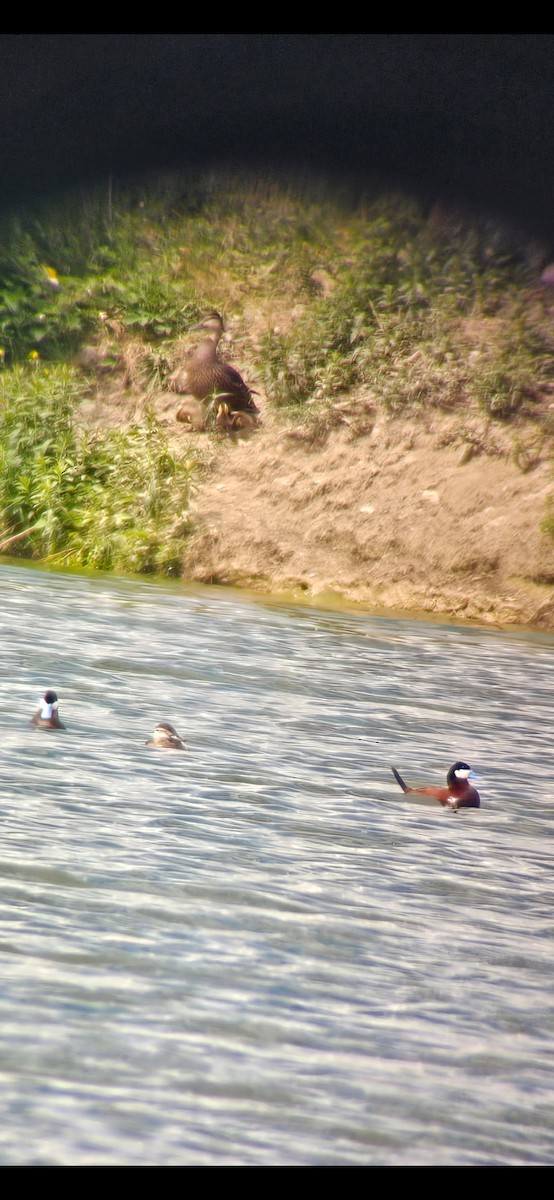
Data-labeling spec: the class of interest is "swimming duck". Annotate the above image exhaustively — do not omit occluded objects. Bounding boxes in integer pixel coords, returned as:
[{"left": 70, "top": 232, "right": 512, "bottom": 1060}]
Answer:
[
  {"left": 31, "top": 690, "right": 66, "bottom": 730},
  {"left": 145, "top": 722, "right": 187, "bottom": 750},
  {"left": 391, "top": 761, "right": 480, "bottom": 809},
  {"left": 170, "top": 312, "right": 260, "bottom": 415}
]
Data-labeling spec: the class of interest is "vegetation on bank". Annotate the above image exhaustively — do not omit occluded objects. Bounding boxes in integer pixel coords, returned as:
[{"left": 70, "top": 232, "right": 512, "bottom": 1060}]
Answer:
[
  {"left": 0, "top": 170, "right": 553, "bottom": 575},
  {"left": 0, "top": 365, "right": 195, "bottom": 573}
]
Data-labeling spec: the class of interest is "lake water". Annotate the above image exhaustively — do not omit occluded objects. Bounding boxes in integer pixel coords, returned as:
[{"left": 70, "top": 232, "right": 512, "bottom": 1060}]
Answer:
[{"left": 0, "top": 561, "right": 553, "bottom": 1165}]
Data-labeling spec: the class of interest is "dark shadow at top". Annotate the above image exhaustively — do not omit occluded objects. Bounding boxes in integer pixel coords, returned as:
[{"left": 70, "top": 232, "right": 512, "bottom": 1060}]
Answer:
[{"left": 1, "top": 34, "right": 553, "bottom": 240}]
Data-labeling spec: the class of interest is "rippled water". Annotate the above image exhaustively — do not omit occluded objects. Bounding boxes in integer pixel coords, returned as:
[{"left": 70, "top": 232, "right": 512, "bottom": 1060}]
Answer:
[{"left": 0, "top": 561, "right": 553, "bottom": 1165}]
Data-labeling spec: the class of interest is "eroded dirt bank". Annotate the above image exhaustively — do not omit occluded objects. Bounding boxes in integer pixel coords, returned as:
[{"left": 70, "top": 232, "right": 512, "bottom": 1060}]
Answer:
[{"left": 180, "top": 408, "right": 554, "bottom": 630}]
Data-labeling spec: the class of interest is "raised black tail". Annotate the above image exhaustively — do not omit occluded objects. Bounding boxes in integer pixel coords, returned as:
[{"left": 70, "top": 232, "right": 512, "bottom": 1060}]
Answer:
[{"left": 391, "top": 766, "right": 409, "bottom": 792}]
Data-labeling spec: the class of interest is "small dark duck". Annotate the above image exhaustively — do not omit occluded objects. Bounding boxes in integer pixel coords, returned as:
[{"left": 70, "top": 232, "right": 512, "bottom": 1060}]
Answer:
[
  {"left": 145, "top": 722, "right": 187, "bottom": 750},
  {"left": 391, "top": 761, "right": 480, "bottom": 809},
  {"left": 31, "top": 690, "right": 66, "bottom": 730}
]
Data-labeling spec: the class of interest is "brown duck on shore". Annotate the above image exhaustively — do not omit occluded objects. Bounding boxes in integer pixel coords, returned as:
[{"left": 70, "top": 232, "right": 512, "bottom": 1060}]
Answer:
[{"left": 170, "top": 312, "right": 260, "bottom": 416}]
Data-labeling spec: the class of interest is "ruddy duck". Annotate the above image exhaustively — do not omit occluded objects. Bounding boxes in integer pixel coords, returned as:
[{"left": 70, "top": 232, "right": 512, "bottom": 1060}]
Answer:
[
  {"left": 391, "top": 761, "right": 480, "bottom": 809},
  {"left": 31, "top": 690, "right": 66, "bottom": 730},
  {"left": 145, "top": 722, "right": 187, "bottom": 750}
]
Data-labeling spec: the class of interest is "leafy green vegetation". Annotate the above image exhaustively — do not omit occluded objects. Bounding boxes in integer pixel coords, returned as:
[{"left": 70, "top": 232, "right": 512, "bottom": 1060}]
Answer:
[
  {"left": 256, "top": 205, "right": 554, "bottom": 419},
  {"left": 1, "top": 169, "right": 553, "bottom": 567},
  {"left": 0, "top": 365, "right": 196, "bottom": 574},
  {"left": 1, "top": 172, "right": 552, "bottom": 410}
]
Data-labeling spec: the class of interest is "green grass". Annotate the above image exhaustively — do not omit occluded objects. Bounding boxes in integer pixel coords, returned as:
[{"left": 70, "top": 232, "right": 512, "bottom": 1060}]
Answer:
[
  {"left": 0, "top": 365, "right": 196, "bottom": 574},
  {"left": 1, "top": 168, "right": 553, "bottom": 567},
  {"left": 255, "top": 204, "right": 554, "bottom": 419},
  {"left": 1, "top": 171, "right": 551, "bottom": 409}
]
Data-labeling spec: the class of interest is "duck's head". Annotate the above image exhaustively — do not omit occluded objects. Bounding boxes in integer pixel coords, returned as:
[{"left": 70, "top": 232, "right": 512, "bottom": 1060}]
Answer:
[
  {"left": 146, "top": 722, "right": 187, "bottom": 750},
  {"left": 32, "top": 689, "right": 65, "bottom": 729},
  {"left": 190, "top": 312, "right": 225, "bottom": 338},
  {"left": 446, "top": 761, "right": 472, "bottom": 785}
]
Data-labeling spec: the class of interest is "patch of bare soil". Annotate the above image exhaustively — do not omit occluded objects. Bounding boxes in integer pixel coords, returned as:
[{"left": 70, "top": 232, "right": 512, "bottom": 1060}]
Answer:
[
  {"left": 76, "top": 346, "right": 554, "bottom": 630},
  {"left": 181, "top": 407, "right": 554, "bottom": 629}
]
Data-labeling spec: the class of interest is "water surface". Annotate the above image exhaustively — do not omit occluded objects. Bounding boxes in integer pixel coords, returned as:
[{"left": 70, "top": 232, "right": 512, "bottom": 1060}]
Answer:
[{"left": 0, "top": 563, "right": 553, "bottom": 1164}]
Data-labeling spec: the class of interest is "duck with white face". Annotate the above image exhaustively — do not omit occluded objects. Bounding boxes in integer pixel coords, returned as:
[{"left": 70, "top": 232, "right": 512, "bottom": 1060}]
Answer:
[
  {"left": 145, "top": 722, "right": 187, "bottom": 750},
  {"left": 391, "top": 761, "right": 480, "bottom": 809},
  {"left": 31, "top": 690, "right": 66, "bottom": 730}
]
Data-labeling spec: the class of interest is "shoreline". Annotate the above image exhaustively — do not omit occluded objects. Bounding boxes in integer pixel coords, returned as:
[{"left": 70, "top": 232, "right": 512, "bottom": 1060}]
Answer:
[{"left": 180, "top": 410, "right": 554, "bottom": 633}]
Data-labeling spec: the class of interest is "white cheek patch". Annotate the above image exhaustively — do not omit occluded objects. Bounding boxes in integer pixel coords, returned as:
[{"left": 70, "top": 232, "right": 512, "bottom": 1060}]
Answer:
[
  {"left": 40, "top": 701, "right": 57, "bottom": 719},
  {"left": 454, "top": 769, "right": 470, "bottom": 779}
]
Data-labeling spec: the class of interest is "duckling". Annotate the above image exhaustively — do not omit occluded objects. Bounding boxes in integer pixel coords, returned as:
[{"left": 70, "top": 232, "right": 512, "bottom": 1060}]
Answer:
[
  {"left": 31, "top": 690, "right": 66, "bottom": 730},
  {"left": 232, "top": 410, "right": 261, "bottom": 432},
  {"left": 145, "top": 722, "right": 187, "bottom": 750},
  {"left": 214, "top": 401, "right": 261, "bottom": 436},
  {"left": 170, "top": 312, "right": 260, "bottom": 415},
  {"left": 175, "top": 398, "right": 206, "bottom": 431}
]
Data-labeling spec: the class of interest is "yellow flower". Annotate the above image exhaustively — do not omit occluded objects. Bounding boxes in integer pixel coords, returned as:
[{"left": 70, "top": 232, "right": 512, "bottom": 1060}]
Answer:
[
  {"left": 44, "top": 266, "right": 59, "bottom": 287},
  {"left": 28, "top": 350, "right": 39, "bottom": 361}
]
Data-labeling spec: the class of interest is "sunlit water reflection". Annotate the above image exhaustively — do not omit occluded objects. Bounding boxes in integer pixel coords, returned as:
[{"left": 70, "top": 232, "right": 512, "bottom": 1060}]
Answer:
[{"left": 0, "top": 562, "right": 553, "bottom": 1164}]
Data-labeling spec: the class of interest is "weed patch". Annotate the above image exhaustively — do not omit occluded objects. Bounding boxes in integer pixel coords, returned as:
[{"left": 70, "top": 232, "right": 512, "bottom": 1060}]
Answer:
[{"left": 0, "top": 365, "right": 197, "bottom": 574}]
